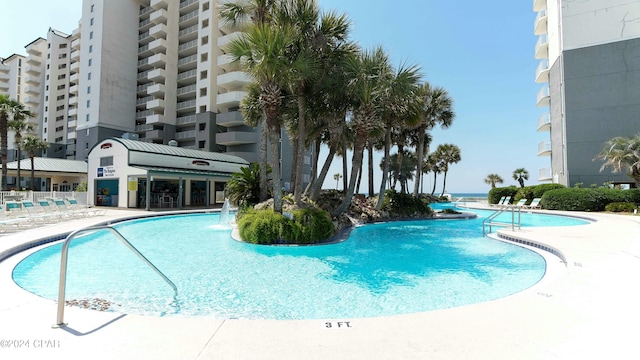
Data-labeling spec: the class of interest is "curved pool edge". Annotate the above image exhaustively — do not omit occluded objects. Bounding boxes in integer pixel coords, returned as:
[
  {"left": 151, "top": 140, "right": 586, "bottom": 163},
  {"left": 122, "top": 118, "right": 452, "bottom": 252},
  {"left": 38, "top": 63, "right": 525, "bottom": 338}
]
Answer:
[{"left": 1, "top": 209, "right": 640, "bottom": 359}]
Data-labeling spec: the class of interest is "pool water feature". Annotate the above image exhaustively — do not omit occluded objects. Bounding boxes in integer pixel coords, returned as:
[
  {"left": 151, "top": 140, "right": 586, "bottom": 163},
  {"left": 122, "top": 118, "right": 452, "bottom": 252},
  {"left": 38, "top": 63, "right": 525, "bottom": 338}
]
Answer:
[{"left": 12, "top": 211, "right": 588, "bottom": 320}]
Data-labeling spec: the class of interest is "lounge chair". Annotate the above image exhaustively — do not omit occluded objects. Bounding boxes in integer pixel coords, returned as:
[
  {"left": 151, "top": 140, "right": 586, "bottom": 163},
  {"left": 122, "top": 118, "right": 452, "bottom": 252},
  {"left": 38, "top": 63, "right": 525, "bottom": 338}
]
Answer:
[
  {"left": 39, "top": 199, "right": 74, "bottom": 220},
  {"left": 52, "top": 199, "right": 88, "bottom": 218},
  {"left": 512, "top": 199, "right": 527, "bottom": 207},
  {"left": 491, "top": 196, "right": 506, "bottom": 206},
  {"left": 66, "top": 198, "right": 105, "bottom": 216},
  {"left": 526, "top": 198, "right": 542, "bottom": 209},
  {"left": 4, "top": 201, "right": 34, "bottom": 228},
  {"left": 22, "top": 200, "right": 61, "bottom": 223},
  {"left": 501, "top": 196, "right": 512, "bottom": 206},
  {"left": 0, "top": 206, "right": 28, "bottom": 232}
]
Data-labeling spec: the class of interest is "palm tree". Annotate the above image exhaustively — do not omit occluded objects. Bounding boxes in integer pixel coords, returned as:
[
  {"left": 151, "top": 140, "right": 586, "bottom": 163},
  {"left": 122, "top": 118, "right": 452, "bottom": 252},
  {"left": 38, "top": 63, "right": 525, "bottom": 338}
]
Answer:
[
  {"left": 375, "top": 61, "right": 421, "bottom": 209},
  {"left": 21, "top": 134, "right": 49, "bottom": 190},
  {"left": 428, "top": 153, "right": 442, "bottom": 196},
  {"left": 595, "top": 134, "right": 640, "bottom": 187},
  {"left": 0, "top": 95, "right": 34, "bottom": 190},
  {"left": 333, "top": 173, "right": 342, "bottom": 190},
  {"left": 412, "top": 83, "right": 454, "bottom": 197},
  {"left": 484, "top": 174, "right": 504, "bottom": 188},
  {"left": 332, "top": 47, "right": 389, "bottom": 217},
  {"left": 8, "top": 113, "right": 36, "bottom": 190},
  {"left": 434, "top": 144, "right": 461, "bottom": 194},
  {"left": 382, "top": 151, "right": 417, "bottom": 194},
  {"left": 226, "top": 163, "right": 271, "bottom": 207},
  {"left": 512, "top": 168, "right": 530, "bottom": 188},
  {"left": 228, "top": 24, "right": 296, "bottom": 213}
]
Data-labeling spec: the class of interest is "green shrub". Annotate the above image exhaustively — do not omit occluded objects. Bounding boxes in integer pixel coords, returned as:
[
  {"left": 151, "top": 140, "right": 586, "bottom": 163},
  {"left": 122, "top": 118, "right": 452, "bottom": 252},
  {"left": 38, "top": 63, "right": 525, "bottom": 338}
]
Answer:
[
  {"left": 605, "top": 202, "right": 636, "bottom": 212},
  {"left": 488, "top": 186, "right": 518, "bottom": 204},
  {"left": 237, "top": 208, "right": 335, "bottom": 245},
  {"left": 439, "top": 208, "right": 461, "bottom": 214},
  {"left": 541, "top": 188, "right": 639, "bottom": 211},
  {"left": 382, "top": 190, "right": 433, "bottom": 217},
  {"left": 531, "top": 183, "right": 565, "bottom": 199},
  {"left": 513, "top": 186, "right": 534, "bottom": 203}
]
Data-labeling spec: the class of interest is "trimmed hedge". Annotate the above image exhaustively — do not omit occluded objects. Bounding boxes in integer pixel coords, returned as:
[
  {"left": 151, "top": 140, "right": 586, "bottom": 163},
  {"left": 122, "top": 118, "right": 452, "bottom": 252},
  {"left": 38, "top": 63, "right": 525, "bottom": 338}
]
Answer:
[
  {"left": 238, "top": 208, "right": 335, "bottom": 245},
  {"left": 605, "top": 202, "right": 636, "bottom": 212},
  {"left": 488, "top": 186, "right": 518, "bottom": 204},
  {"left": 541, "top": 188, "right": 640, "bottom": 211}
]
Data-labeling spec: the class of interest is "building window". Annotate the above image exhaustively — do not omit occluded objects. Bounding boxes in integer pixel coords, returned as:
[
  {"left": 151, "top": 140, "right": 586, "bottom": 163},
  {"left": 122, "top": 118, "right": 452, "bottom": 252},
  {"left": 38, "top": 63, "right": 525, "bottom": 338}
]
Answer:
[
  {"left": 58, "top": 53, "right": 67, "bottom": 59},
  {"left": 199, "top": 123, "right": 206, "bottom": 131},
  {"left": 87, "top": 86, "right": 91, "bottom": 94},
  {"left": 59, "top": 43, "right": 67, "bottom": 49},
  {"left": 86, "top": 114, "right": 90, "bottom": 122},
  {"left": 56, "top": 105, "right": 65, "bottom": 111},
  {"left": 90, "top": 18, "right": 94, "bottom": 26},
  {"left": 47, "top": 64, "right": 50, "bottom": 69},
  {"left": 202, "top": 19, "right": 209, "bottom": 28},
  {"left": 199, "top": 140, "right": 205, "bottom": 149},
  {"left": 90, "top": 31, "right": 93, "bottom": 39},
  {"left": 57, "top": 84, "right": 66, "bottom": 90},
  {"left": 55, "top": 126, "right": 64, "bottom": 132},
  {"left": 201, "top": 36, "right": 208, "bottom": 45},
  {"left": 200, "top": 88, "right": 207, "bottom": 97},
  {"left": 200, "top": 70, "right": 207, "bottom": 80},
  {"left": 201, "top": 53, "right": 208, "bottom": 62},
  {"left": 89, "top": 45, "right": 93, "bottom": 53},
  {"left": 100, "top": 156, "right": 113, "bottom": 166},
  {"left": 58, "top": 63, "right": 66, "bottom": 69},
  {"left": 202, "top": 2, "right": 209, "bottom": 11},
  {"left": 88, "top": 72, "right": 91, "bottom": 80},
  {"left": 88, "top": 59, "right": 92, "bottom": 66},
  {"left": 91, "top": 4, "right": 94, "bottom": 12},
  {"left": 86, "top": 100, "right": 90, "bottom": 108},
  {"left": 55, "top": 136, "right": 63, "bottom": 142},
  {"left": 57, "top": 74, "right": 66, "bottom": 80},
  {"left": 56, "top": 95, "right": 65, "bottom": 100},
  {"left": 86, "top": 143, "right": 89, "bottom": 149}
]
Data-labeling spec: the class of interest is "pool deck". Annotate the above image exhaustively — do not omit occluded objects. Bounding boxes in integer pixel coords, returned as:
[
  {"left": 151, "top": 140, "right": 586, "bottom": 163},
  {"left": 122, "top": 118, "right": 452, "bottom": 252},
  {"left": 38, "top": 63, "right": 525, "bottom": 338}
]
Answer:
[{"left": 1, "top": 207, "right": 640, "bottom": 359}]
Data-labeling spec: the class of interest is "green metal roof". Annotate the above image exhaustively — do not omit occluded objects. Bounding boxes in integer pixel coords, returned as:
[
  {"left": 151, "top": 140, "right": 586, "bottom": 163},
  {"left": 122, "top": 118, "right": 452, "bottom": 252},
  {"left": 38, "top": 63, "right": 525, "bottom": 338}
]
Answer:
[
  {"left": 7, "top": 158, "right": 87, "bottom": 173},
  {"left": 132, "top": 166, "right": 232, "bottom": 178},
  {"left": 107, "top": 138, "right": 250, "bottom": 165}
]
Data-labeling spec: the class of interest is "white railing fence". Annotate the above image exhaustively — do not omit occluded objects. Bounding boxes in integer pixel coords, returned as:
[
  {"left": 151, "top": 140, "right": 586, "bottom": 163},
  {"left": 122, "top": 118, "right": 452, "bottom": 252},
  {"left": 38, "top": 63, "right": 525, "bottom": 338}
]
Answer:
[{"left": 1, "top": 191, "right": 88, "bottom": 206}]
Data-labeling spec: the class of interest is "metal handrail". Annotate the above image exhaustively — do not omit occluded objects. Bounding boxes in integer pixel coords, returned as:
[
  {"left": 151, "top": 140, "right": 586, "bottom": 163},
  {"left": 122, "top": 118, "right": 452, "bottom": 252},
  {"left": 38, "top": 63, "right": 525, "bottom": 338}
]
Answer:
[
  {"left": 53, "top": 225, "right": 178, "bottom": 327},
  {"left": 483, "top": 205, "right": 522, "bottom": 235}
]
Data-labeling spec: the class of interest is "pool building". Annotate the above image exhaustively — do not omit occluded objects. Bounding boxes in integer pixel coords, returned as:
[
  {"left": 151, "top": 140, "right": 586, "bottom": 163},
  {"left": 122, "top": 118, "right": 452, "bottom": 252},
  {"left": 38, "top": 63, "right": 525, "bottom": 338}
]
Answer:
[{"left": 87, "top": 137, "right": 248, "bottom": 210}]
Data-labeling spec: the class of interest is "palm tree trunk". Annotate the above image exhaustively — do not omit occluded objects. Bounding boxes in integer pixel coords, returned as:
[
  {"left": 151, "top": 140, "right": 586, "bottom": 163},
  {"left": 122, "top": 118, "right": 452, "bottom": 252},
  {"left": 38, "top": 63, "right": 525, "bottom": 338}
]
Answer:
[
  {"left": 355, "top": 159, "right": 362, "bottom": 195},
  {"left": 332, "top": 137, "right": 365, "bottom": 217},
  {"left": 304, "top": 137, "right": 320, "bottom": 196},
  {"left": 259, "top": 115, "right": 268, "bottom": 202},
  {"left": 294, "top": 91, "right": 306, "bottom": 204},
  {"left": 413, "top": 124, "right": 426, "bottom": 197},
  {"left": 442, "top": 170, "right": 448, "bottom": 195},
  {"left": 0, "top": 114, "right": 8, "bottom": 191},
  {"left": 431, "top": 173, "right": 438, "bottom": 195},
  {"left": 30, "top": 153, "right": 36, "bottom": 191},
  {"left": 367, "top": 141, "right": 374, "bottom": 197},
  {"left": 268, "top": 123, "right": 283, "bottom": 213},
  {"left": 342, "top": 149, "right": 347, "bottom": 194},
  {"left": 376, "top": 127, "right": 392, "bottom": 209},
  {"left": 290, "top": 133, "right": 298, "bottom": 194},
  {"left": 16, "top": 146, "right": 21, "bottom": 190},
  {"left": 311, "top": 145, "right": 336, "bottom": 201}
]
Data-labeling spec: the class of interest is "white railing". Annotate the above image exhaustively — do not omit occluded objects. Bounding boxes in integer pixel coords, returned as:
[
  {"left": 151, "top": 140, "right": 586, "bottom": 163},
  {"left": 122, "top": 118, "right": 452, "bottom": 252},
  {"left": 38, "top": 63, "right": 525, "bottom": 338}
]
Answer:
[{"left": 1, "top": 191, "right": 88, "bottom": 206}]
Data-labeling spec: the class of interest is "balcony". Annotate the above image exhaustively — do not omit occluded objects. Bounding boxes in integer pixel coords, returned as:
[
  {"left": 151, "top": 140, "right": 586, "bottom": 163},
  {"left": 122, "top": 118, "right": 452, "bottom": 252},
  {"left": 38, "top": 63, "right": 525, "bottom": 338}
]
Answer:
[
  {"left": 71, "top": 38, "right": 80, "bottom": 50},
  {"left": 145, "top": 129, "right": 165, "bottom": 140},
  {"left": 148, "top": 53, "right": 167, "bottom": 68},
  {"left": 178, "top": 54, "right": 197, "bottom": 70},
  {"left": 69, "top": 85, "right": 79, "bottom": 94},
  {"left": 150, "top": 23, "right": 168, "bottom": 39},
  {"left": 180, "top": 0, "right": 198, "bottom": 11},
  {"left": 24, "top": 85, "right": 40, "bottom": 95},
  {"left": 177, "top": 114, "right": 197, "bottom": 127},
  {"left": 176, "top": 130, "right": 196, "bottom": 140},
  {"left": 217, "top": 54, "right": 239, "bottom": 72},
  {"left": 68, "top": 108, "right": 78, "bottom": 117},
  {"left": 178, "top": 39, "right": 198, "bottom": 56},
  {"left": 216, "top": 111, "right": 244, "bottom": 127},
  {"left": 150, "top": 9, "right": 168, "bottom": 24},
  {"left": 26, "top": 56, "right": 41, "bottom": 66},
  {"left": 217, "top": 31, "right": 242, "bottom": 49},
  {"left": 177, "top": 99, "right": 196, "bottom": 112},
  {"left": 535, "top": 34, "right": 548, "bottom": 59},
  {"left": 0, "top": 82, "right": 8, "bottom": 91},
  {"left": 178, "top": 24, "right": 198, "bottom": 41},
  {"left": 177, "top": 84, "right": 196, "bottom": 98},
  {"left": 533, "top": 0, "right": 546, "bottom": 12},
  {"left": 534, "top": 9, "right": 547, "bottom": 35},
  {"left": 217, "top": 91, "right": 247, "bottom": 107},
  {"left": 137, "top": 96, "right": 153, "bottom": 107},
  {"left": 148, "top": 68, "right": 167, "bottom": 81},
  {"left": 537, "top": 113, "right": 550, "bottom": 132},
  {"left": 67, "top": 119, "right": 77, "bottom": 128},
  {"left": 536, "top": 86, "right": 550, "bottom": 107},
  {"left": 538, "top": 167, "right": 552, "bottom": 182},
  {"left": 25, "top": 65, "right": 40, "bottom": 75},
  {"left": 69, "top": 73, "right": 79, "bottom": 84},
  {"left": 535, "top": 59, "right": 549, "bottom": 83},
  {"left": 68, "top": 95, "right": 78, "bottom": 106},
  {"left": 71, "top": 49, "right": 80, "bottom": 60},
  {"left": 136, "top": 110, "right": 154, "bottom": 120},
  {"left": 217, "top": 71, "right": 251, "bottom": 90},
  {"left": 26, "top": 44, "right": 42, "bottom": 56},
  {"left": 147, "top": 83, "right": 166, "bottom": 96},
  {"left": 67, "top": 131, "right": 77, "bottom": 140},
  {"left": 537, "top": 141, "right": 551, "bottom": 156},
  {"left": 216, "top": 131, "right": 259, "bottom": 146},
  {"left": 24, "top": 96, "right": 39, "bottom": 105},
  {"left": 146, "top": 114, "right": 165, "bottom": 124},
  {"left": 177, "top": 68, "right": 197, "bottom": 82},
  {"left": 25, "top": 75, "right": 39, "bottom": 85},
  {"left": 148, "top": 38, "right": 168, "bottom": 53},
  {"left": 147, "top": 98, "right": 165, "bottom": 110},
  {"left": 179, "top": 10, "right": 198, "bottom": 26},
  {"left": 70, "top": 62, "right": 79, "bottom": 72},
  {"left": 151, "top": 0, "right": 168, "bottom": 10}
]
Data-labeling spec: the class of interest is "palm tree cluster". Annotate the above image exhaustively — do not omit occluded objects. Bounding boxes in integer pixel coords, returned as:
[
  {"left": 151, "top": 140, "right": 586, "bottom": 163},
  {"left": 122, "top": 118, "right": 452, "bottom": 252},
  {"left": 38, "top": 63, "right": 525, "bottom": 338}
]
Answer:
[
  {"left": 0, "top": 94, "right": 47, "bottom": 191},
  {"left": 595, "top": 134, "right": 640, "bottom": 187},
  {"left": 223, "top": 0, "right": 457, "bottom": 216}
]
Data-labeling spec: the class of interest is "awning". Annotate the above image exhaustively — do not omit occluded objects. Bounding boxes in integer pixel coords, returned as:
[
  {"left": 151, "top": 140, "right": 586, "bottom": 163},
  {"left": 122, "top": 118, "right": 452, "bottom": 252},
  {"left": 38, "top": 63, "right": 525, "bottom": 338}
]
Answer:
[{"left": 131, "top": 166, "right": 233, "bottom": 178}]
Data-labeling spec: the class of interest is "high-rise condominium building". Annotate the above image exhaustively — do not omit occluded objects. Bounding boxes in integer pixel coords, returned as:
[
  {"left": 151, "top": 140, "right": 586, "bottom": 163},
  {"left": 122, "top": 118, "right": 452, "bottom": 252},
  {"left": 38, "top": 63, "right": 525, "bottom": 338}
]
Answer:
[
  {"left": 534, "top": 0, "right": 640, "bottom": 187},
  {"left": 0, "top": 0, "right": 311, "bottom": 190}
]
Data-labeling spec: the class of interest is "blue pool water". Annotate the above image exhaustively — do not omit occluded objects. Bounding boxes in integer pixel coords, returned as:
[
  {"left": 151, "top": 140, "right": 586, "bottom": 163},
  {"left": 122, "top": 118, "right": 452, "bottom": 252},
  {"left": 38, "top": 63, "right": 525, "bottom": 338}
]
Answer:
[{"left": 12, "top": 210, "right": 588, "bottom": 320}]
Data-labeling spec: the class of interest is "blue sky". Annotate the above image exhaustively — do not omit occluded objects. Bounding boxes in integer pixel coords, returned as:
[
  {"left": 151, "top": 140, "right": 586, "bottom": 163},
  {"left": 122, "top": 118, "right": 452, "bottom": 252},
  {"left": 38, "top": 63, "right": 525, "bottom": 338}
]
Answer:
[{"left": 1, "top": 0, "right": 548, "bottom": 194}]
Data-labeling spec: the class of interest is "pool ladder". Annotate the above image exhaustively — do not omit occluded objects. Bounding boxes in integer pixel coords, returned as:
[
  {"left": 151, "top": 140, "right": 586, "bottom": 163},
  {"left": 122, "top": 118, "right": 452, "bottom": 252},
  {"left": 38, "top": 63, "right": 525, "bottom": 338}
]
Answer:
[
  {"left": 482, "top": 205, "right": 522, "bottom": 236},
  {"left": 53, "top": 225, "right": 178, "bottom": 328}
]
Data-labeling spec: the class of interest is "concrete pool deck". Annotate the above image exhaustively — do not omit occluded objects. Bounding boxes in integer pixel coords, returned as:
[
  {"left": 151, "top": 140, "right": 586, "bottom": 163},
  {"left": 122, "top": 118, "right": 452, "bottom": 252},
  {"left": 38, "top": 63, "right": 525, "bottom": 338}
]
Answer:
[{"left": 1, "top": 208, "right": 639, "bottom": 359}]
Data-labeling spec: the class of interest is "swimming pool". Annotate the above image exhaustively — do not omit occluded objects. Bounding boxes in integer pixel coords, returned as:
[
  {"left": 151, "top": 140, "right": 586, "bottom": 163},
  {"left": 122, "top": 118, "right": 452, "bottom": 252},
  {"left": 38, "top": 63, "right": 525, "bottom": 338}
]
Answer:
[{"left": 12, "top": 210, "right": 588, "bottom": 320}]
